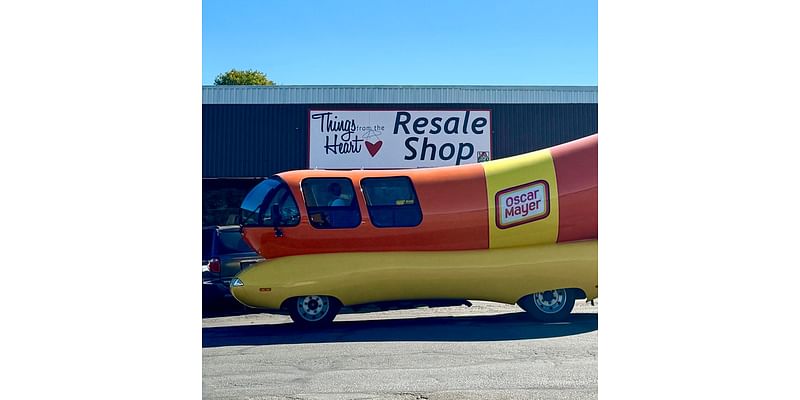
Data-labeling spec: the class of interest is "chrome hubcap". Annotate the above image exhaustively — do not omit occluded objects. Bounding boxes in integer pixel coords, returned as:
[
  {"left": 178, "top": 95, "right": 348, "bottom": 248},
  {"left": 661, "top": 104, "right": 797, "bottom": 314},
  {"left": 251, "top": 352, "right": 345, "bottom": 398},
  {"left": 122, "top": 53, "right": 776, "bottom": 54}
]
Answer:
[
  {"left": 297, "top": 295, "right": 330, "bottom": 321},
  {"left": 532, "top": 289, "right": 568, "bottom": 314}
]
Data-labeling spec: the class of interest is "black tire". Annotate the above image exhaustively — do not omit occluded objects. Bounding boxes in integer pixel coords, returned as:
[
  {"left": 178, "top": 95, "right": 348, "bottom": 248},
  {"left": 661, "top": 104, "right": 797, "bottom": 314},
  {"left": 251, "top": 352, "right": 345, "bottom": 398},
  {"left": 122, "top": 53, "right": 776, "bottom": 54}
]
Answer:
[
  {"left": 517, "top": 288, "right": 576, "bottom": 322},
  {"left": 288, "top": 295, "right": 341, "bottom": 326}
]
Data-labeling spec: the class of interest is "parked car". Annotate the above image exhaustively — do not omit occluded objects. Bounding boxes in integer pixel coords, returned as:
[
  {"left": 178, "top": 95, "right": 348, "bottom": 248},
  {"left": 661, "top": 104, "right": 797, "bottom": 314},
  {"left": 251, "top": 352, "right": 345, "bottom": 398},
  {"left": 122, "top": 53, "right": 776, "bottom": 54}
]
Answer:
[{"left": 202, "top": 225, "right": 264, "bottom": 310}]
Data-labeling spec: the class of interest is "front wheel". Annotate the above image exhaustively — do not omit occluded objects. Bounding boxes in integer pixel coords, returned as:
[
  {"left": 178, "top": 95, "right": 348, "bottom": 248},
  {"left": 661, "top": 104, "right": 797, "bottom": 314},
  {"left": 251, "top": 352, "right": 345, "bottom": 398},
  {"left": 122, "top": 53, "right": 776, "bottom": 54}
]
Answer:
[
  {"left": 518, "top": 288, "right": 576, "bottom": 322},
  {"left": 288, "top": 295, "right": 341, "bottom": 326}
]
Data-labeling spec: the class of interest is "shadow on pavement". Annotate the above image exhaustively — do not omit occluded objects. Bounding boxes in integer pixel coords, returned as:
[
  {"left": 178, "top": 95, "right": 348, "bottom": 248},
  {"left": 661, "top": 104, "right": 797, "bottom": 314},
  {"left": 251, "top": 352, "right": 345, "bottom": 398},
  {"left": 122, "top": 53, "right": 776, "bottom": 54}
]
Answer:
[
  {"left": 202, "top": 306, "right": 268, "bottom": 319},
  {"left": 202, "top": 312, "right": 597, "bottom": 348}
]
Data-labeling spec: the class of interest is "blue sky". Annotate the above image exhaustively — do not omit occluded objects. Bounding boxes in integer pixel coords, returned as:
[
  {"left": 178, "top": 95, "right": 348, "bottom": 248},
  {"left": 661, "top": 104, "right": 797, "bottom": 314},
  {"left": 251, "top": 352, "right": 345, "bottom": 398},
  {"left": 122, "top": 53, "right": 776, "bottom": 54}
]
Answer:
[{"left": 203, "top": 0, "right": 597, "bottom": 85}]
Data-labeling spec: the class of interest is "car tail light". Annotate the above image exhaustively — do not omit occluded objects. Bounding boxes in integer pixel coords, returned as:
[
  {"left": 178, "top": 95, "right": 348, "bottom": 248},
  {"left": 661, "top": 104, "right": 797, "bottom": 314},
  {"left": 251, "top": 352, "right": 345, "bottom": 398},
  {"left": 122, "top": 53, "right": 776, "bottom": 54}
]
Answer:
[{"left": 208, "top": 258, "right": 221, "bottom": 273}]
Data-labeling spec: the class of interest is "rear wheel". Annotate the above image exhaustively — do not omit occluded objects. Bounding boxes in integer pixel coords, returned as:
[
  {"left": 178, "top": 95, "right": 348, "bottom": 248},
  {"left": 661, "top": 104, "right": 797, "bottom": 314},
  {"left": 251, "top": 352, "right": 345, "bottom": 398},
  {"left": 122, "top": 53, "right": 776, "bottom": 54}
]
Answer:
[
  {"left": 288, "top": 295, "right": 340, "bottom": 326},
  {"left": 518, "top": 288, "right": 576, "bottom": 322}
]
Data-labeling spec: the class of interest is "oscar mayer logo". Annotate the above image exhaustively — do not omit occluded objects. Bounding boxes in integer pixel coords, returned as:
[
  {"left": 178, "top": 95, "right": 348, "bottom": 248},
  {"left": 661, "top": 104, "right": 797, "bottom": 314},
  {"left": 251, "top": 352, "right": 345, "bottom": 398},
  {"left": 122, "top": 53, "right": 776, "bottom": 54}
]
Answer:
[{"left": 495, "top": 180, "right": 550, "bottom": 229}]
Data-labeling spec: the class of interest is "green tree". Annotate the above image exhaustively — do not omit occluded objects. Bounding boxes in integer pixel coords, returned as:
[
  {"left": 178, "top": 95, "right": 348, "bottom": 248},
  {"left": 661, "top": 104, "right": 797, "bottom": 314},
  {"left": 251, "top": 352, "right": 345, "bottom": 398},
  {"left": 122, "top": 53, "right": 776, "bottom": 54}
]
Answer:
[{"left": 213, "top": 69, "right": 275, "bottom": 85}]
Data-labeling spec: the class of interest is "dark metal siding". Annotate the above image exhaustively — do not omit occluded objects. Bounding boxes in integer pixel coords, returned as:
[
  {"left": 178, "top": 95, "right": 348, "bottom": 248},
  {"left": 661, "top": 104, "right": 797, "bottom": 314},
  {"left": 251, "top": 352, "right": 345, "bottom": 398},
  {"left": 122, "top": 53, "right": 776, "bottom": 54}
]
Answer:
[{"left": 203, "top": 103, "right": 597, "bottom": 178}]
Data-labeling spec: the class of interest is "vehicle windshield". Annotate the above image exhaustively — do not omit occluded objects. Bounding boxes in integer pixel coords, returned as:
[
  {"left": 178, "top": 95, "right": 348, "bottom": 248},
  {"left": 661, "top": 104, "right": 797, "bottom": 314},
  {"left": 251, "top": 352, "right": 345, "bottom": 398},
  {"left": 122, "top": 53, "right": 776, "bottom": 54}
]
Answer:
[
  {"left": 240, "top": 178, "right": 282, "bottom": 225},
  {"left": 203, "top": 228, "right": 255, "bottom": 260},
  {"left": 240, "top": 177, "right": 301, "bottom": 227},
  {"left": 216, "top": 230, "right": 255, "bottom": 254}
]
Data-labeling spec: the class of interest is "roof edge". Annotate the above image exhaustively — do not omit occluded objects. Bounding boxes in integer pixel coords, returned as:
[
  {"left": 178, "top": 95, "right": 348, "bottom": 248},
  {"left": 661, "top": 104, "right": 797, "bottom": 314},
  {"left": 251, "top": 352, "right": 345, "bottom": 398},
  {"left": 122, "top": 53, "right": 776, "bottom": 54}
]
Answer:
[{"left": 203, "top": 85, "right": 598, "bottom": 104}]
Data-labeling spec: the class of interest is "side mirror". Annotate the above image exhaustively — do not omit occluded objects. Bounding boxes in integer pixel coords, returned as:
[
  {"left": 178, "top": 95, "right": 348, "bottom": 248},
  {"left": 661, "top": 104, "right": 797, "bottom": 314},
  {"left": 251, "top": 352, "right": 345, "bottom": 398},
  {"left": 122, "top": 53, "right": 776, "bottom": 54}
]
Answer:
[
  {"left": 271, "top": 204, "right": 282, "bottom": 227},
  {"left": 271, "top": 204, "right": 284, "bottom": 237}
]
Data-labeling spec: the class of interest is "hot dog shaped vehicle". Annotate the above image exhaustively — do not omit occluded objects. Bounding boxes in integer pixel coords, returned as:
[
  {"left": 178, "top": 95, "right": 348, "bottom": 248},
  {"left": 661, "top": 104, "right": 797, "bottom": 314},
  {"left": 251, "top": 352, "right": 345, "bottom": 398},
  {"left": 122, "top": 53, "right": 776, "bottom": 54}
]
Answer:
[{"left": 231, "top": 134, "right": 597, "bottom": 326}]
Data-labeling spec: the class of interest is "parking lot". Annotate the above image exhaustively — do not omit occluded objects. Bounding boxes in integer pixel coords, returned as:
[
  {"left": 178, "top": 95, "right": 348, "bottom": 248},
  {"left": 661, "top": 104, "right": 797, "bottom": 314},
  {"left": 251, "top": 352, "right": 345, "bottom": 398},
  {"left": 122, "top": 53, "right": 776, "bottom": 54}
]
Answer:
[{"left": 203, "top": 300, "right": 598, "bottom": 400}]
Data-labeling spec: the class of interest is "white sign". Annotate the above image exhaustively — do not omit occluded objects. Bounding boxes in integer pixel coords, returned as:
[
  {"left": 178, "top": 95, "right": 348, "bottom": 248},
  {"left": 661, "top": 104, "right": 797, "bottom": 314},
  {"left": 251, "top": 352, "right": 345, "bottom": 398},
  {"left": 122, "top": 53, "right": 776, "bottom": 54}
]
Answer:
[
  {"left": 308, "top": 110, "right": 492, "bottom": 169},
  {"left": 495, "top": 180, "right": 550, "bottom": 229}
]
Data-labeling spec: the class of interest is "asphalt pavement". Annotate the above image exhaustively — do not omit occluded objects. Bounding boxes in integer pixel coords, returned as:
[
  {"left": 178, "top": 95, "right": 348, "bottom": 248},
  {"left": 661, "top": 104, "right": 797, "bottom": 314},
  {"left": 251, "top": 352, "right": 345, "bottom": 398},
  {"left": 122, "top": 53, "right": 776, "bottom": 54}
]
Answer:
[{"left": 203, "top": 300, "right": 598, "bottom": 400}]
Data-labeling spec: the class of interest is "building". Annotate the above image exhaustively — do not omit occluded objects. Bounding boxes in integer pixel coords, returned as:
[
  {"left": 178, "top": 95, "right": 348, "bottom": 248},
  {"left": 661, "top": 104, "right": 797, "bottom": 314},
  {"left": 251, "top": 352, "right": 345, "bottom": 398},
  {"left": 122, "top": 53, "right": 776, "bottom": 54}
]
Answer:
[{"left": 203, "top": 85, "right": 598, "bottom": 226}]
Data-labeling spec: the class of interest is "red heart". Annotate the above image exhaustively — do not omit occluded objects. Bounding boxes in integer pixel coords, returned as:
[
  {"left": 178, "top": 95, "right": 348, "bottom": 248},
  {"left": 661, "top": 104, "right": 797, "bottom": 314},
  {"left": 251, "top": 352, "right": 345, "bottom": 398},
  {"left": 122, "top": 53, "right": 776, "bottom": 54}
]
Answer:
[{"left": 365, "top": 140, "right": 383, "bottom": 157}]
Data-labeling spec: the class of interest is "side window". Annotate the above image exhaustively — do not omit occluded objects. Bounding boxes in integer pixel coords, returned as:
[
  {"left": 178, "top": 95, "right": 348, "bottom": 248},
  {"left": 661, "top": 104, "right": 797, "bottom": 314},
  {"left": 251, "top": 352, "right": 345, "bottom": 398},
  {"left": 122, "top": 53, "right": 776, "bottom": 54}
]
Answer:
[
  {"left": 361, "top": 177, "right": 422, "bottom": 228},
  {"left": 301, "top": 178, "right": 362, "bottom": 229}
]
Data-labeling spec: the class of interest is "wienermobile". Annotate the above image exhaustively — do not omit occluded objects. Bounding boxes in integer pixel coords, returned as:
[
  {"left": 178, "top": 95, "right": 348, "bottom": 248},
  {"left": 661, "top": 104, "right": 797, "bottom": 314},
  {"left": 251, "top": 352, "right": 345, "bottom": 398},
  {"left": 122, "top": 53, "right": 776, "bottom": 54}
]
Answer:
[{"left": 231, "top": 134, "right": 597, "bottom": 326}]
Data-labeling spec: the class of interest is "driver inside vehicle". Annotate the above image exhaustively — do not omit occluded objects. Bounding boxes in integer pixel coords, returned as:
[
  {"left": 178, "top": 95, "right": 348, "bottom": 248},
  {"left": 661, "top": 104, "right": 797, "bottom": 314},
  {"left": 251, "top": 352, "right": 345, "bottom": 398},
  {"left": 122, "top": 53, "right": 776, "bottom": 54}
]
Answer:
[{"left": 327, "top": 182, "right": 349, "bottom": 207}]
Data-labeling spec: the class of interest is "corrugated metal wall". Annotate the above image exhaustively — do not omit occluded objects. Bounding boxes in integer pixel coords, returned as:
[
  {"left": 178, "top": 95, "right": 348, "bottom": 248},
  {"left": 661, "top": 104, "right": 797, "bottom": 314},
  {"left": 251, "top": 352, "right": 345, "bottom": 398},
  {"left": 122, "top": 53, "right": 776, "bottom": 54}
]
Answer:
[
  {"left": 203, "top": 103, "right": 598, "bottom": 178},
  {"left": 203, "top": 85, "right": 597, "bottom": 104}
]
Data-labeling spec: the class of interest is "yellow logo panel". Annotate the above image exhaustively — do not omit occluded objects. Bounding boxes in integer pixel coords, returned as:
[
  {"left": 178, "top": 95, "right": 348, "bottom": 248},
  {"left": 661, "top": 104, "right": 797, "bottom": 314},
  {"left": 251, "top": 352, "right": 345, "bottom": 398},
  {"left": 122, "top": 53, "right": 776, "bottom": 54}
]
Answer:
[{"left": 482, "top": 149, "right": 559, "bottom": 249}]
